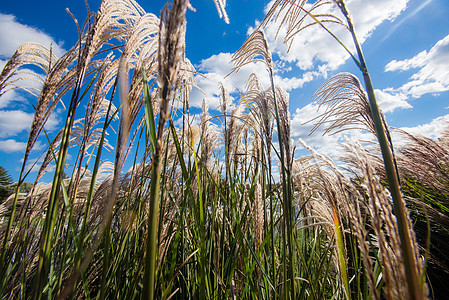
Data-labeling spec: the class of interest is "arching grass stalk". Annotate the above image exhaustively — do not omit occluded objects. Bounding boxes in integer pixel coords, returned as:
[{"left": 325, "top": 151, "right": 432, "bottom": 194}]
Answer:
[
  {"left": 281, "top": 0, "right": 362, "bottom": 69},
  {"left": 0, "top": 163, "right": 26, "bottom": 295},
  {"left": 277, "top": 0, "right": 425, "bottom": 297},
  {"left": 190, "top": 125, "right": 210, "bottom": 299},
  {"left": 334, "top": 1, "right": 423, "bottom": 299},
  {"left": 142, "top": 97, "right": 169, "bottom": 300},
  {"left": 309, "top": 148, "right": 350, "bottom": 299},
  {"left": 142, "top": 68, "right": 160, "bottom": 300},
  {"left": 231, "top": 27, "right": 296, "bottom": 298},
  {"left": 34, "top": 86, "right": 76, "bottom": 299},
  {"left": 70, "top": 77, "right": 117, "bottom": 295},
  {"left": 268, "top": 67, "right": 295, "bottom": 299},
  {"left": 41, "top": 126, "right": 87, "bottom": 298},
  {"left": 239, "top": 90, "right": 277, "bottom": 297},
  {"left": 142, "top": 0, "right": 188, "bottom": 294},
  {"left": 333, "top": 206, "right": 350, "bottom": 300},
  {"left": 34, "top": 44, "right": 92, "bottom": 299}
]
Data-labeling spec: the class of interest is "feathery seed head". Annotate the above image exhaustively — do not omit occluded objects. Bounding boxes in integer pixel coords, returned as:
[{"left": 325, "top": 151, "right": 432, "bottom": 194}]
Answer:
[
  {"left": 308, "top": 72, "right": 375, "bottom": 136},
  {"left": 260, "top": 0, "right": 345, "bottom": 51},
  {"left": 219, "top": 82, "right": 231, "bottom": 114},
  {"left": 231, "top": 29, "right": 273, "bottom": 75},
  {"left": 157, "top": 0, "right": 188, "bottom": 139}
]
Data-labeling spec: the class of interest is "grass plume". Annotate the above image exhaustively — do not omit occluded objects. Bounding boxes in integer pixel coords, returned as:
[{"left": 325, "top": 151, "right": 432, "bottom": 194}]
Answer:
[{"left": 0, "top": 0, "right": 436, "bottom": 299}]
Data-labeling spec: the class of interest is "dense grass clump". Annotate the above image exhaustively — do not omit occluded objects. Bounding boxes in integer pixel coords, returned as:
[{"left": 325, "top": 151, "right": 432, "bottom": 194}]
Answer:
[{"left": 0, "top": 0, "right": 442, "bottom": 299}]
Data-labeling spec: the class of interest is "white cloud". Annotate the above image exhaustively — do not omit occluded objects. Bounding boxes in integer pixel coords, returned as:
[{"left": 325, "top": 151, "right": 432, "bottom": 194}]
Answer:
[
  {"left": 262, "top": 0, "right": 409, "bottom": 73},
  {"left": 0, "top": 139, "right": 26, "bottom": 152},
  {"left": 0, "top": 89, "right": 27, "bottom": 109},
  {"left": 290, "top": 103, "right": 322, "bottom": 138},
  {"left": 0, "top": 58, "right": 44, "bottom": 108},
  {"left": 290, "top": 104, "right": 345, "bottom": 157},
  {"left": 0, "top": 13, "right": 65, "bottom": 58},
  {"left": 0, "top": 14, "right": 65, "bottom": 111},
  {"left": 289, "top": 102, "right": 378, "bottom": 158},
  {"left": 191, "top": 53, "right": 267, "bottom": 109},
  {"left": 385, "top": 50, "right": 428, "bottom": 72},
  {"left": 375, "top": 88, "right": 411, "bottom": 113},
  {"left": 0, "top": 110, "right": 34, "bottom": 138},
  {"left": 191, "top": 0, "right": 410, "bottom": 113},
  {"left": 348, "top": 0, "right": 409, "bottom": 38},
  {"left": 273, "top": 71, "right": 318, "bottom": 91},
  {"left": 0, "top": 107, "right": 59, "bottom": 139},
  {"left": 189, "top": 53, "right": 234, "bottom": 109},
  {"left": 0, "top": 139, "right": 44, "bottom": 153},
  {"left": 385, "top": 34, "right": 449, "bottom": 98},
  {"left": 399, "top": 114, "right": 449, "bottom": 139},
  {"left": 190, "top": 52, "right": 318, "bottom": 110}
]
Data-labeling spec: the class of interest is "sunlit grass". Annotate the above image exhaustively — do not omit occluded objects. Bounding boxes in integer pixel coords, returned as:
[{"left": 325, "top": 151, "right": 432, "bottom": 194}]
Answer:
[{"left": 0, "top": 0, "right": 440, "bottom": 299}]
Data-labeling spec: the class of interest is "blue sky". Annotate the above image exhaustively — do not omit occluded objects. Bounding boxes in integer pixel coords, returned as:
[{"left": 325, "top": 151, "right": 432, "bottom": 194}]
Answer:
[{"left": 1, "top": 0, "right": 449, "bottom": 181}]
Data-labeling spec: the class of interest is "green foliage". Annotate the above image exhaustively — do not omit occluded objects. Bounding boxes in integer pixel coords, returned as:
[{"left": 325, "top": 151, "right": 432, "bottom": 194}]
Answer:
[
  {"left": 0, "top": 0, "right": 431, "bottom": 299},
  {"left": 0, "top": 166, "right": 13, "bottom": 203},
  {"left": 402, "top": 178, "right": 449, "bottom": 299}
]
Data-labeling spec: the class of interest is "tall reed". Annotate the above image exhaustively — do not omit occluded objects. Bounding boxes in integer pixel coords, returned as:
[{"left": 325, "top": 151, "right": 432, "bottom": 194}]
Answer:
[
  {"left": 334, "top": 2, "right": 423, "bottom": 298},
  {"left": 0, "top": 0, "right": 433, "bottom": 299},
  {"left": 143, "top": 1, "right": 188, "bottom": 299}
]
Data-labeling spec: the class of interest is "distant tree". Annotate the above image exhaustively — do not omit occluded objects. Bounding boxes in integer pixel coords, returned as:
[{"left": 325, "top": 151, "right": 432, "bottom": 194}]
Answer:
[
  {"left": 0, "top": 166, "right": 14, "bottom": 203},
  {"left": 10, "top": 182, "right": 34, "bottom": 194}
]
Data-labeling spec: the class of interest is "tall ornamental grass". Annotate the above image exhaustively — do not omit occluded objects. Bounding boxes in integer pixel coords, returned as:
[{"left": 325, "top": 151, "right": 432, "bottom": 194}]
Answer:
[{"left": 0, "top": 0, "right": 437, "bottom": 299}]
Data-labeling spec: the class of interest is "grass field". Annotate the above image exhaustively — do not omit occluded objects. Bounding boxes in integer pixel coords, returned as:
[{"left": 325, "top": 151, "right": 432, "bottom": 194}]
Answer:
[{"left": 0, "top": 0, "right": 447, "bottom": 299}]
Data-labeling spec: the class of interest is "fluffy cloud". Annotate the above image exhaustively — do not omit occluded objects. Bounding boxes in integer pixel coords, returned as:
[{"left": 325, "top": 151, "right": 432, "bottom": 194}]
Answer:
[
  {"left": 0, "top": 139, "right": 44, "bottom": 153},
  {"left": 0, "top": 89, "right": 27, "bottom": 109},
  {"left": 385, "top": 50, "right": 428, "bottom": 72},
  {"left": 399, "top": 114, "right": 449, "bottom": 139},
  {"left": 0, "top": 14, "right": 63, "bottom": 110},
  {"left": 262, "top": 0, "right": 409, "bottom": 72},
  {"left": 0, "top": 13, "right": 65, "bottom": 58},
  {"left": 0, "top": 110, "right": 34, "bottom": 138},
  {"left": 290, "top": 104, "right": 340, "bottom": 154},
  {"left": 0, "top": 14, "right": 64, "bottom": 136},
  {"left": 191, "top": 0, "right": 410, "bottom": 112},
  {"left": 289, "top": 103, "right": 375, "bottom": 158},
  {"left": 0, "top": 60, "right": 44, "bottom": 109},
  {"left": 190, "top": 52, "right": 316, "bottom": 109},
  {"left": 0, "top": 139, "right": 27, "bottom": 152},
  {"left": 189, "top": 52, "right": 236, "bottom": 109},
  {"left": 0, "top": 109, "right": 58, "bottom": 139},
  {"left": 385, "top": 34, "right": 449, "bottom": 98},
  {"left": 375, "top": 89, "right": 411, "bottom": 113}
]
